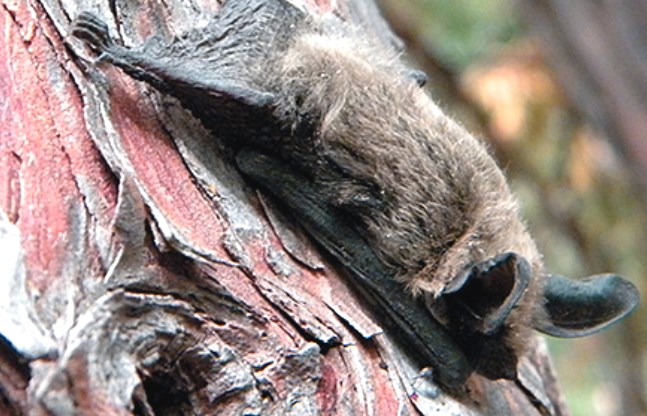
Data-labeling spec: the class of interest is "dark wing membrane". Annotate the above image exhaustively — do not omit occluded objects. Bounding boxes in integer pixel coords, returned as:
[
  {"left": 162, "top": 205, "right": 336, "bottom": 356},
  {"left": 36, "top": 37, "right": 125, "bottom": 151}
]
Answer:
[
  {"left": 72, "top": 0, "right": 303, "bottom": 138},
  {"left": 235, "top": 148, "right": 472, "bottom": 389}
]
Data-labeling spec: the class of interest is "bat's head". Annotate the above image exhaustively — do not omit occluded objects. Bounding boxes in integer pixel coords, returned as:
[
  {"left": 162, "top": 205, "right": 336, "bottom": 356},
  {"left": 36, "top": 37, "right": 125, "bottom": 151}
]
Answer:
[
  {"left": 384, "top": 148, "right": 640, "bottom": 380},
  {"left": 427, "top": 248, "right": 639, "bottom": 380}
]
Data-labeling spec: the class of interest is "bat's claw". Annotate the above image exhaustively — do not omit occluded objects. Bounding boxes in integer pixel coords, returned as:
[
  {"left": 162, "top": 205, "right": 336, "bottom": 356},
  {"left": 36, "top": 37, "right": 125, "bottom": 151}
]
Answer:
[
  {"left": 411, "top": 367, "right": 441, "bottom": 399},
  {"left": 72, "top": 12, "right": 116, "bottom": 54}
]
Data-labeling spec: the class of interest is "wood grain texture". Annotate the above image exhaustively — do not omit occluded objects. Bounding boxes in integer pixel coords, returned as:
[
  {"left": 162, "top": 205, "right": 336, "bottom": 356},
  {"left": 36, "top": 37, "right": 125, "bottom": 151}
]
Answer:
[{"left": 0, "top": 0, "right": 567, "bottom": 413}]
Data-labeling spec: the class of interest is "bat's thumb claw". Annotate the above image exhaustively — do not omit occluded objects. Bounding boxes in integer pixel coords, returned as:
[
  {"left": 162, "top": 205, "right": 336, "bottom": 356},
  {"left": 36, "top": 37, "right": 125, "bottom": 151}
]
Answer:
[{"left": 71, "top": 12, "right": 116, "bottom": 54}]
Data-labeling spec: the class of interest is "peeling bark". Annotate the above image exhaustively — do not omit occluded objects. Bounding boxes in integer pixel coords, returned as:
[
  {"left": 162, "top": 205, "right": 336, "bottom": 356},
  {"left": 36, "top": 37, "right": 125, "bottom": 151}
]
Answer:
[{"left": 0, "top": 0, "right": 568, "bottom": 414}]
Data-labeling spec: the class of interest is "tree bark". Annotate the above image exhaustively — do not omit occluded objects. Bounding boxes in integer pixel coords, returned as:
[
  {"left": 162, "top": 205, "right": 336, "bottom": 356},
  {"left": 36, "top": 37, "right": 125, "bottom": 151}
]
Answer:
[{"left": 1, "top": 0, "right": 568, "bottom": 414}]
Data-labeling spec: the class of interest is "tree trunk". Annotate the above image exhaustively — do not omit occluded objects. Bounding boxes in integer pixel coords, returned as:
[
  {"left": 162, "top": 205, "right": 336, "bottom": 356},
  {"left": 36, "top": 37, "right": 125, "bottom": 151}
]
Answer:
[{"left": 0, "top": 0, "right": 568, "bottom": 414}]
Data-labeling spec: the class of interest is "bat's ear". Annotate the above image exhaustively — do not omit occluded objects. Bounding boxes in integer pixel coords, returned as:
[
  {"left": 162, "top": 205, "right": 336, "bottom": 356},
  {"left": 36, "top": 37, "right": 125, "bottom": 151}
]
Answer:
[
  {"left": 532, "top": 273, "right": 639, "bottom": 337},
  {"left": 442, "top": 252, "right": 531, "bottom": 335}
]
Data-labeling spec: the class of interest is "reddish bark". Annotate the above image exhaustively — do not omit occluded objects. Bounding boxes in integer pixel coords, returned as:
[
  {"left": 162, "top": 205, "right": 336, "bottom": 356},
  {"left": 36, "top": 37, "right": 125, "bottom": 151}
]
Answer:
[{"left": 0, "top": 0, "right": 567, "bottom": 414}]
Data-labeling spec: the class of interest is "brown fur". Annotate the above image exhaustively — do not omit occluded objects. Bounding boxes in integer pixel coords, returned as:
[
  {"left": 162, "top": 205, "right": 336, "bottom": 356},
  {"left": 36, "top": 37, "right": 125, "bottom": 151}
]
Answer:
[{"left": 262, "top": 27, "right": 544, "bottom": 353}]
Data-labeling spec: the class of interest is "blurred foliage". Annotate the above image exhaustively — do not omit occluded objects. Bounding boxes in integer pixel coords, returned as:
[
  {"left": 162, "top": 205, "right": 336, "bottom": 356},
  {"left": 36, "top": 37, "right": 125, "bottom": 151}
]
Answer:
[
  {"left": 403, "top": 0, "right": 521, "bottom": 70},
  {"left": 383, "top": 1, "right": 647, "bottom": 415}
]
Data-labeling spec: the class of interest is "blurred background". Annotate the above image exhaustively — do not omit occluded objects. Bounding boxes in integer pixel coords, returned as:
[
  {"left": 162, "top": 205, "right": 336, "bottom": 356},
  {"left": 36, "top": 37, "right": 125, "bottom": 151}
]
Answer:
[{"left": 377, "top": 1, "right": 647, "bottom": 415}]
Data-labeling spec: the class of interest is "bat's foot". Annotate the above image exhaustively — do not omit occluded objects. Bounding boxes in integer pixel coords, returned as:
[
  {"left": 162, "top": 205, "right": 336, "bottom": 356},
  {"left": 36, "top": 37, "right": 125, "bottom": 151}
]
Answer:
[
  {"left": 411, "top": 367, "right": 441, "bottom": 399},
  {"left": 72, "top": 12, "right": 116, "bottom": 55}
]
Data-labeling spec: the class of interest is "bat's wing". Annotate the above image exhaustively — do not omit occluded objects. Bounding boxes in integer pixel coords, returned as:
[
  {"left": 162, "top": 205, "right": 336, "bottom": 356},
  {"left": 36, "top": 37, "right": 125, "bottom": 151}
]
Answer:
[
  {"left": 72, "top": 1, "right": 302, "bottom": 139},
  {"left": 71, "top": 0, "right": 427, "bottom": 138},
  {"left": 235, "top": 148, "right": 473, "bottom": 389}
]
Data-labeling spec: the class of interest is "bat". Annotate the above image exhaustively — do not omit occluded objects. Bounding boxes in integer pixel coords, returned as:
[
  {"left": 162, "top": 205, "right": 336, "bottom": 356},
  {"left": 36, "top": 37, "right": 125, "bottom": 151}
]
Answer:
[{"left": 71, "top": 0, "right": 639, "bottom": 390}]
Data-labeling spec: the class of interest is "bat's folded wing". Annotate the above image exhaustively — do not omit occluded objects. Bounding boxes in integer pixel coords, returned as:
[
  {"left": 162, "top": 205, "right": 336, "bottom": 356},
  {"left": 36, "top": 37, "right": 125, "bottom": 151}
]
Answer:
[{"left": 235, "top": 148, "right": 473, "bottom": 389}]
